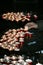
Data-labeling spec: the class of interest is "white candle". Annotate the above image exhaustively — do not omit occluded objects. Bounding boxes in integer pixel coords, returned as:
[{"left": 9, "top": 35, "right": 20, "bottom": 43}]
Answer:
[{"left": 36, "top": 63, "right": 42, "bottom": 65}]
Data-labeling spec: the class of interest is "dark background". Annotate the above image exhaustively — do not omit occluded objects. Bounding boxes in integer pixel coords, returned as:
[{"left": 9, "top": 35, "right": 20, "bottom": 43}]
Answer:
[
  {"left": 0, "top": 0, "right": 43, "bottom": 57},
  {"left": 0, "top": 0, "right": 43, "bottom": 15},
  {"left": 0, "top": 0, "right": 43, "bottom": 34}
]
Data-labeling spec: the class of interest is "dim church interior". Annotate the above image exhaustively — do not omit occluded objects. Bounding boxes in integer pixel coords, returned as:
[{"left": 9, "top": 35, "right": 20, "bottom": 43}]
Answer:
[
  {"left": 0, "top": 0, "right": 43, "bottom": 19},
  {"left": 0, "top": 0, "right": 43, "bottom": 64}
]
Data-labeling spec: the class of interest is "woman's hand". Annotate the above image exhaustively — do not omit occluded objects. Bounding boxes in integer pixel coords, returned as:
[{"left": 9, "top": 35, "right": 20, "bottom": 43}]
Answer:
[{"left": 24, "top": 22, "right": 38, "bottom": 30}]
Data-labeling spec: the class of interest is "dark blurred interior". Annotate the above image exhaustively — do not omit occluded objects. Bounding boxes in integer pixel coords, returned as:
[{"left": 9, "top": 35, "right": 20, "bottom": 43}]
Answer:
[
  {"left": 0, "top": 0, "right": 42, "bottom": 14},
  {"left": 0, "top": 0, "right": 43, "bottom": 64},
  {"left": 0, "top": 0, "right": 43, "bottom": 31},
  {"left": 0, "top": 0, "right": 43, "bottom": 19}
]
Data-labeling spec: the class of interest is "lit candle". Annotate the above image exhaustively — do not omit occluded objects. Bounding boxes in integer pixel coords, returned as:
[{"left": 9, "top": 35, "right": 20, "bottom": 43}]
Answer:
[
  {"left": 20, "top": 32, "right": 25, "bottom": 38},
  {"left": 26, "top": 59, "right": 32, "bottom": 65},
  {"left": 15, "top": 42, "right": 20, "bottom": 48},
  {"left": 25, "top": 31, "right": 29, "bottom": 38},
  {"left": 36, "top": 62, "right": 42, "bottom": 65},
  {"left": 19, "top": 38, "right": 24, "bottom": 47},
  {"left": 34, "top": 14, "right": 38, "bottom": 20},
  {"left": 2, "top": 14, "right": 7, "bottom": 19},
  {"left": 24, "top": 26, "right": 29, "bottom": 32},
  {"left": 28, "top": 32, "right": 33, "bottom": 38},
  {"left": 0, "top": 58, "right": 3, "bottom": 62},
  {"left": 11, "top": 61, "right": 17, "bottom": 64}
]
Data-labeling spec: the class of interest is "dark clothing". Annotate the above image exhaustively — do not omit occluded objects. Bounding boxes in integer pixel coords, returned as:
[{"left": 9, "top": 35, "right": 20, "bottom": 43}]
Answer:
[
  {"left": 37, "top": 20, "right": 43, "bottom": 31},
  {"left": 20, "top": 20, "right": 43, "bottom": 55},
  {"left": 0, "top": 0, "right": 43, "bottom": 57}
]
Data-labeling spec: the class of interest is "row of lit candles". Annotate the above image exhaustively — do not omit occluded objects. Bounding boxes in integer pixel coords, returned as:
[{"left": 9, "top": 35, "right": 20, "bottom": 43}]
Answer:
[
  {"left": 2, "top": 12, "right": 37, "bottom": 22},
  {"left": 0, "top": 54, "right": 32, "bottom": 65},
  {"left": 0, "top": 54, "right": 42, "bottom": 65},
  {"left": 0, "top": 27, "right": 33, "bottom": 51}
]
